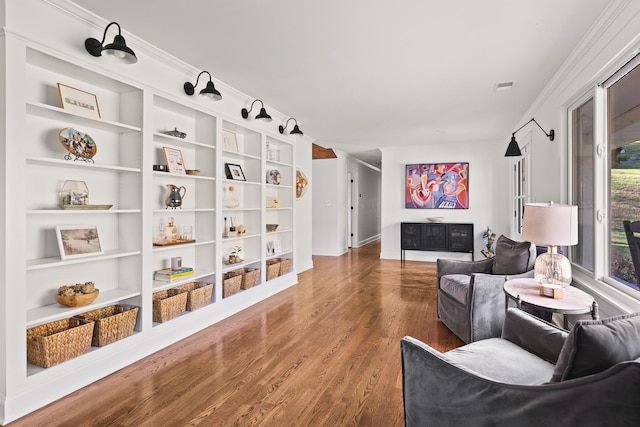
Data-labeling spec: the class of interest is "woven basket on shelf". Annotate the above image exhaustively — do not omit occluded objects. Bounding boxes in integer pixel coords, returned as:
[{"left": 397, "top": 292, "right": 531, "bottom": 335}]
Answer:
[
  {"left": 241, "top": 268, "right": 261, "bottom": 290},
  {"left": 171, "top": 282, "right": 213, "bottom": 311},
  {"left": 279, "top": 258, "right": 292, "bottom": 276},
  {"left": 75, "top": 304, "right": 138, "bottom": 347},
  {"left": 27, "top": 317, "right": 94, "bottom": 368},
  {"left": 266, "top": 258, "right": 281, "bottom": 281},
  {"left": 152, "top": 289, "right": 187, "bottom": 322},
  {"left": 223, "top": 270, "right": 243, "bottom": 298}
]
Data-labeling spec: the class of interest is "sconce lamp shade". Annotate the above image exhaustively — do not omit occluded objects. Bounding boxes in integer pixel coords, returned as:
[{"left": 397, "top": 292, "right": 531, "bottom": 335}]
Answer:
[
  {"left": 241, "top": 99, "right": 272, "bottom": 122},
  {"left": 504, "top": 135, "right": 522, "bottom": 157},
  {"left": 184, "top": 71, "right": 222, "bottom": 100},
  {"left": 85, "top": 22, "right": 137, "bottom": 64},
  {"left": 279, "top": 118, "right": 304, "bottom": 135},
  {"left": 505, "top": 118, "right": 554, "bottom": 157},
  {"left": 522, "top": 202, "right": 578, "bottom": 286}
]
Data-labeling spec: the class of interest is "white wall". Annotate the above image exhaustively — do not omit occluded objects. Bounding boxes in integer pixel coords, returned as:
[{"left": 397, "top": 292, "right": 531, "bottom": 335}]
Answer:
[
  {"left": 312, "top": 152, "right": 381, "bottom": 256},
  {"left": 347, "top": 157, "right": 381, "bottom": 247},
  {"left": 312, "top": 157, "right": 346, "bottom": 256},
  {"left": 380, "top": 141, "right": 510, "bottom": 261},
  {"left": 295, "top": 141, "right": 313, "bottom": 272}
]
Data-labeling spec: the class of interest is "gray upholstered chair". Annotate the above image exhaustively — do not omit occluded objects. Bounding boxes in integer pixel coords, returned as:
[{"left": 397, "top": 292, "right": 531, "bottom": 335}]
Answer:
[
  {"left": 436, "top": 235, "right": 536, "bottom": 343},
  {"left": 401, "top": 309, "right": 640, "bottom": 427}
]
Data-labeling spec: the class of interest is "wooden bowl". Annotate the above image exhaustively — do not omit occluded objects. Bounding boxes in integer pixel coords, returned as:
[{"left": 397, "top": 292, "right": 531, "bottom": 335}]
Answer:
[
  {"left": 55, "top": 289, "right": 99, "bottom": 307},
  {"left": 266, "top": 224, "right": 279, "bottom": 232},
  {"left": 185, "top": 169, "right": 201, "bottom": 176}
]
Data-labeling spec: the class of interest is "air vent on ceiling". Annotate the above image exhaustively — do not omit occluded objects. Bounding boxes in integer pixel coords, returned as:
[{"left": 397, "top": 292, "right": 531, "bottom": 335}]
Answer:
[{"left": 494, "top": 81, "right": 515, "bottom": 91}]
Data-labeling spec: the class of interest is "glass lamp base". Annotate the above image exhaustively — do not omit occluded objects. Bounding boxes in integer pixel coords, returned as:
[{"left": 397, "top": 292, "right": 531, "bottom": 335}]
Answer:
[{"left": 534, "top": 247, "right": 572, "bottom": 287}]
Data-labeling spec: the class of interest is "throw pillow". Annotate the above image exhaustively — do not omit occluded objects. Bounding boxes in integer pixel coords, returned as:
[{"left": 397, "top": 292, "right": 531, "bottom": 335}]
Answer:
[
  {"left": 550, "top": 312, "right": 640, "bottom": 382},
  {"left": 491, "top": 235, "right": 533, "bottom": 275}
]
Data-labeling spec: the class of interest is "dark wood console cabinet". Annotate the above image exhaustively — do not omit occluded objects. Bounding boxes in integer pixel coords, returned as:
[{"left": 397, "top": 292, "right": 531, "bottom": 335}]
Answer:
[{"left": 401, "top": 222, "right": 474, "bottom": 262}]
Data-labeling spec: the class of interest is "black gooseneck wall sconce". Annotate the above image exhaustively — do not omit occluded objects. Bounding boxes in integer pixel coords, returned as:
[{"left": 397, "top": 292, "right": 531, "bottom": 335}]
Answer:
[
  {"left": 85, "top": 22, "right": 137, "bottom": 64},
  {"left": 183, "top": 71, "right": 222, "bottom": 100},
  {"left": 505, "top": 118, "right": 555, "bottom": 157},
  {"left": 279, "top": 118, "right": 304, "bottom": 136},
  {"left": 241, "top": 99, "right": 272, "bottom": 122}
]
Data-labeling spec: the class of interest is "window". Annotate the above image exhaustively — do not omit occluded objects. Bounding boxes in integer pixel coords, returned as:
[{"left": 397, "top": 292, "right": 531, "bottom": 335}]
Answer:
[
  {"left": 570, "top": 54, "right": 640, "bottom": 296},
  {"left": 571, "top": 98, "right": 595, "bottom": 272},
  {"left": 606, "top": 59, "right": 640, "bottom": 291}
]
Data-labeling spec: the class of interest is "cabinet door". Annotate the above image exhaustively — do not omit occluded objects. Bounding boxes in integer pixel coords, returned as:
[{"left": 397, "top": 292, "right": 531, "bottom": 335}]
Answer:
[
  {"left": 448, "top": 224, "right": 474, "bottom": 252},
  {"left": 400, "top": 223, "right": 423, "bottom": 250},
  {"left": 423, "top": 224, "right": 448, "bottom": 251}
]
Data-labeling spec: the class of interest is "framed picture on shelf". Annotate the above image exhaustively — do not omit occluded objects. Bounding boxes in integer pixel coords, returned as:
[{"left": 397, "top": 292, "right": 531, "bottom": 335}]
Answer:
[
  {"left": 273, "top": 239, "right": 283, "bottom": 254},
  {"left": 225, "top": 163, "right": 246, "bottom": 181},
  {"left": 222, "top": 129, "right": 239, "bottom": 152},
  {"left": 162, "top": 147, "right": 186, "bottom": 174},
  {"left": 56, "top": 225, "right": 103, "bottom": 260},
  {"left": 57, "top": 83, "right": 101, "bottom": 119}
]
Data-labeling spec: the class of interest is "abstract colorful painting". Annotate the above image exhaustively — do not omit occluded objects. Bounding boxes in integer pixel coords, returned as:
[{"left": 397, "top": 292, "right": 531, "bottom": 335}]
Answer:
[{"left": 405, "top": 163, "right": 469, "bottom": 209}]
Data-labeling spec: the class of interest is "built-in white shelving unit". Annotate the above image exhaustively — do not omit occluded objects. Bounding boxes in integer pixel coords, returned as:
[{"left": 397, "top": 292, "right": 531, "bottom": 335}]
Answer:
[{"left": 0, "top": 3, "right": 299, "bottom": 421}]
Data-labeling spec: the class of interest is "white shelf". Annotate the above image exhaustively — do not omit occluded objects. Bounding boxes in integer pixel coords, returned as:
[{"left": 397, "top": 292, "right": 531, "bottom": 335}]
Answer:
[
  {"left": 26, "top": 249, "right": 141, "bottom": 271},
  {"left": 221, "top": 258, "right": 261, "bottom": 273},
  {"left": 153, "top": 132, "right": 215, "bottom": 150},
  {"left": 223, "top": 150, "right": 261, "bottom": 160},
  {"left": 152, "top": 270, "right": 215, "bottom": 291},
  {"left": 27, "top": 209, "right": 140, "bottom": 215},
  {"left": 26, "top": 288, "right": 141, "bottom": 327},
  {"left": 26, "top": 102, "right": 142, "bottom": 133},
  {"left": 153, "top": 171, "right": 215, "bottom": 181},
  {"left": 27, "top": 156, "right": 141, "bottom": 173},
  {"left": 153, "top": 208, "right": 215, "bottom": 214}
]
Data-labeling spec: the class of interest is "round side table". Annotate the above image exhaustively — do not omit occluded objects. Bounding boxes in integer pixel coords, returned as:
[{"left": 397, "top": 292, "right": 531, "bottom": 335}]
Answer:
[{"left": 503, "top": 278, "right": 598, "bottom": 329}]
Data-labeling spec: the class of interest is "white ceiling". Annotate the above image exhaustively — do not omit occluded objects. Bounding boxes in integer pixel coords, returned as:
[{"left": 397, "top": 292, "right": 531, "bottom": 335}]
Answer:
[{"left": 73, "top": 0, "right": 610, "bottom": 166}]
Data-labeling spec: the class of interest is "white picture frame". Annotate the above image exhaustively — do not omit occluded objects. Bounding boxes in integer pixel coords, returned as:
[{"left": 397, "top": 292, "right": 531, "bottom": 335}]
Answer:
[
  {"left": 56, "top": 225, "right": 103, "bottom": 260},
  {"left": 162, "top": 147, "right": 186, "bottom": 174},
  {"left": 273, "top": 239, "right": 283, "bottom": 254},
  {"left": 57, "top": 83, "right": 101, "bottom": 119},
  {"left": 222, "top": 129, "right": 239, "bottom": 152}
]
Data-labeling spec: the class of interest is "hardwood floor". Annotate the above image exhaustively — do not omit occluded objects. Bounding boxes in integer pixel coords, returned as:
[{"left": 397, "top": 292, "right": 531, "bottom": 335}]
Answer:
[{"left": 10, "top": 241, "right": 463, "bottom": 427}]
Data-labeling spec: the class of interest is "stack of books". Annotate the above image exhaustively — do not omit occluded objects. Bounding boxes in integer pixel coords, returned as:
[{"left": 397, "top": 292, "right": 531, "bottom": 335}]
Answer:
[{"left": 154, "top": 267, "right": 194, "bottom": 282}]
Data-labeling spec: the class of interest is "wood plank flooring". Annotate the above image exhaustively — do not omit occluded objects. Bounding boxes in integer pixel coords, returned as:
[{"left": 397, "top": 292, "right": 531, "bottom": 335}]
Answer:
[{"left": 10, "top": 241, "right": 463, "bottom": 427}]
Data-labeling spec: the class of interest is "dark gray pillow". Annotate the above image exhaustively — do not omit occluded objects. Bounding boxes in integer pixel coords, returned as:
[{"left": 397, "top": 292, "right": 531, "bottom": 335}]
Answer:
[
  {"left": 550, "top": 312, "right": 640, "bottom": 382},
  {"left": 491, "top": 235, "right": 532, "bottom": 275}
]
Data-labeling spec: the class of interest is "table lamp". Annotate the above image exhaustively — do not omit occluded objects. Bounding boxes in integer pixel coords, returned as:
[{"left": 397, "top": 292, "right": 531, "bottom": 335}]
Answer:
[{"left": 521, "top": 202, "right": 578, "bottom": 287}]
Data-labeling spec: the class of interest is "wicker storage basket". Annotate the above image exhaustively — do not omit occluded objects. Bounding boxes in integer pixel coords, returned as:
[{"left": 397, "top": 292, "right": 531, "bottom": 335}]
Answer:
[
  {"left": 241, "top": 268, "right": 261, "bottom": 290},
  {"left": 152, "top": 289, "right": 188, "bottom": 322},
  {"left": 27, "top": 318, "right": 94, "bottom": 368},
  {"left": 223, "top": 270, "right": 243, "bottom": 297},
  {"left": 266, "top": 258, "right": 281, "bottom": 281},
  {"left": 75, "top": 304, "right": 138, "bottom": 347},
  {"left": 279, "top": 258, "right": 292, "bottom": 276},
  {"left": 171, "top": 282, "right": 213, "bottom": 311}
]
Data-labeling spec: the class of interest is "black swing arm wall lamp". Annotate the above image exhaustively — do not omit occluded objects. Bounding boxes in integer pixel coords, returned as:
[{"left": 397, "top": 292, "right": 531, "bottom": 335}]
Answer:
[
  {"left": 184, "top": 71, "right": 222, "bottom": 100},
  {"left": 85, "top": 22, "right": 137, "bottom": 64},
  {"left": 279, "top": 118, "right": 303, "bottom": 135},
  {"left": 505, "top": 118, "right": 555, "bottom": 157},
  {"left": 241, "top": 99, "right": 272, "bottom": 122}
]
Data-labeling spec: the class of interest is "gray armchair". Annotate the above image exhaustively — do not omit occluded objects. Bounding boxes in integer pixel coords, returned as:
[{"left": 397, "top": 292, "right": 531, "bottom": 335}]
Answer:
[
  {"left": 401, "top": 309, "right": 640, "bottom": 427},
  {"left": 437, "top": 235, "right": 536, "bottom": 343}
]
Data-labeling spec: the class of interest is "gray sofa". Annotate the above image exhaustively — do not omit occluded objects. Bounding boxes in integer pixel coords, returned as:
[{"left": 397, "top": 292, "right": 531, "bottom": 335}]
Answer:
[
  {"left": 401, "top": 308, "right": 640, "bottom": 427},
  {"left": 437, "top": 235, "right": 536, "bottom": 343}
]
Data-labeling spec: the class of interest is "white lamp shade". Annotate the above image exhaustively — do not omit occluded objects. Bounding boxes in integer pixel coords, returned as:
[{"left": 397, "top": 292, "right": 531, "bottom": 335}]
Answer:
[{"left": 521, "top": 202, "right": 578, "bottom": 246}]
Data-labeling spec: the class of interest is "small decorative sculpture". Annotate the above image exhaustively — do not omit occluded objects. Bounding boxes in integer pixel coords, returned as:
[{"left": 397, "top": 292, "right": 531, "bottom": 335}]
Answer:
[
  {"left": 165, "top": 184, "right": 187, "bottom": 209},
  {"left": 481, "top": 227, "right": 496, "bottom": 258}
]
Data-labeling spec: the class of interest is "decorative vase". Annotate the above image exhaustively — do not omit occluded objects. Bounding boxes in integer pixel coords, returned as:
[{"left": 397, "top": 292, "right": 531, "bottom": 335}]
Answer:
[{"left": 224, "top": 186, "right": 240, "bottom": 208}]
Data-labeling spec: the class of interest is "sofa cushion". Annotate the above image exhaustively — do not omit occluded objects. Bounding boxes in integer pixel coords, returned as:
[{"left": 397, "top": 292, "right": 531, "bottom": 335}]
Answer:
[
  {"left": 492, "top": 235, "right": 533, "bottom": 275},
  {"left": 445, "top": 338, "right": 556, "bottom": 385},
  {"left": 439, "top": 274, "right": 470, "bottom": 305},
  {"left": 550, "top": 312, "right": 640, "bottom": 382}
]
